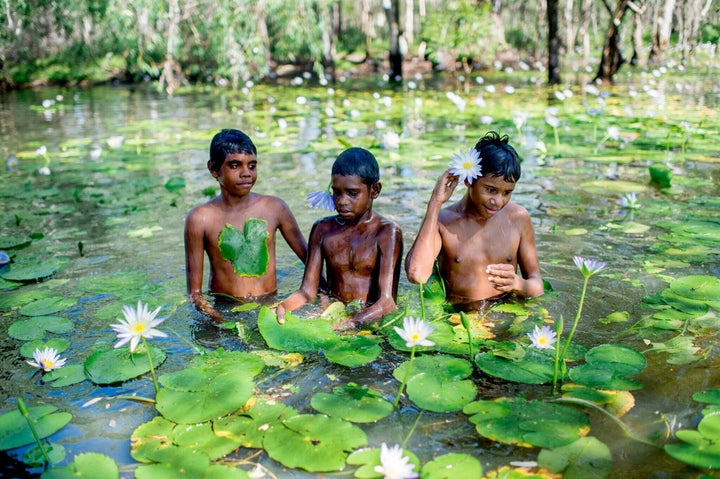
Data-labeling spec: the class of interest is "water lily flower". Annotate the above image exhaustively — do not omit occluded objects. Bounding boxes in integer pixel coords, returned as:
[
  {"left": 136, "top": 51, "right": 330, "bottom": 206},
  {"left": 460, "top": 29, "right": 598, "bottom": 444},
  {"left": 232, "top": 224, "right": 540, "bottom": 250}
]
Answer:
[
  {"left": 394, "top": 316, "right": 435, "bottom": 348},
  {"left": 7, "top": 155, "right": 18, "bottom": 171},
  {"left": 619, "top": 192, "right": 641, "bottom": 209},
  {"left": 545, "top": 114, "right": 560, "bottom": 128},
  {"left": 573, "top": 256, "right": 607, "bottom": 278},
  {"left": 527, "top": 325, "right": 557, "bottom": 350},
  {"left": 449, "top": 148, "right": 482, "bottom": 185},
  {"left": 0, "top": 251, "right": 9, "bottom": 267},
  {"left": 111, "top": 301, "right": 167, "bottom": 352},
  {"left": 106, "top": 136, "right": 124, "bottom": 148},
  {"left": 306, "top": 190, "right": 335, "bottom": 211},
  {"left": 27, "top": 347, "right": 66, "bottom": 372},
  {"left": 374, "top": 443, "right": 418, "bottom": 479},
  {"left": 37, "top": 166, "right": 51, "bottom": 176},
  {"left": 381, "top": 130, "right": 400, "bottom": 150},
  {"left": 607, "top": 126, "right": 621, "bottom": 141},
  {"left": 35, "top": 145, "right": 47, "bottom": 157}
]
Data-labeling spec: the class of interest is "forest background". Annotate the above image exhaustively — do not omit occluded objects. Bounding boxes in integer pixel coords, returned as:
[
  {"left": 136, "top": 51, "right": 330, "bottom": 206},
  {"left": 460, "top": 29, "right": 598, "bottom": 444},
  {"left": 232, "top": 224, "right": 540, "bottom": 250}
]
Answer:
[{"left": 1, "top": 0, "right": 719, "bottom": 93}]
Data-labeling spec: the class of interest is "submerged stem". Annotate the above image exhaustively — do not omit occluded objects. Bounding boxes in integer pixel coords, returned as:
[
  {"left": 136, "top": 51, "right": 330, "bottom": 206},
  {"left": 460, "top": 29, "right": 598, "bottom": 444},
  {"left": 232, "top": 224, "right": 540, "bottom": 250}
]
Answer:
[
  {"left": 17, "top": 398, "right": 51, "bottom": 467},
  {"left": 143, "top": 337, "right": 159, "bottom": 395},
  {"left": 394, "top": 347, "right": 416, "bottom": 408}
]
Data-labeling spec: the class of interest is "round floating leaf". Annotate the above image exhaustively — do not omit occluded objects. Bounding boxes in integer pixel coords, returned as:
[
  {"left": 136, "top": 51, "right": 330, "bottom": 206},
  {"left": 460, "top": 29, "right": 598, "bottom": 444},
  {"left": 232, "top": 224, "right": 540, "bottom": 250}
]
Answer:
[
  {"left": 664, "top": 414, "right": 720, "bottom": 469},
  {"left": 263, "top": 414, "right": 367, "bottom": 472},
  {"left": 311, "top": 383, "right": 393, "bottom": 423},
  {"left": 218, "top": 219, "right": 269, "bottom": 277},
  {"left": 347, "top": 446, "right": 420, "bottom": 478},
  {"left": 84, "top": 346, "right": 166, "bottom": 385},
  {"left": 9, "top": 316, "right": 74, "bottom": 340},
  {"left": 257, "top": 306, "right": 339, "bottom": 352},
  {"left": 43, "top": 364, "right": 88, "bottom": 388},
  {"left": 78, "top": 270, "right": 149, "bottom": 295},
  {"left": 213, "top": 400, "right": 298, "bottom": 449},
  {"left": 0, "top": 289, "right": 52, "bottom": 309},
  {"left": 156, "top": 367, "right": 255, "bottom": 424},
  {"left": 538, "top": 436, "right": 612, "bottom": 479},
  {"left": 693, "top": 389, "right": 720, "bottom": 406},
  {"left": 661, "top": 289, "right": 709, "bottom": 315},
  {"left": 0, "top": 259, "right": 66, "bottom": 282},
  {"left": 393, "top": 355, "right": 476, "bottom": 412},
  {"left": 20, "top": 338, "right": 70, "bottom": 358},
  {"left": 0, "top": 235, "right": 32, "bottom": 249},
  {"left": 324, "top": 335, "right": 382, "bottom": 367},
  {"left": 131, "top": 417, "right": 176, "bottom": 463},
  {"left": 134, "top": 446, "right": 211, "bottom": 479},
  {"left": 421, "top": 453, "right": 483, "bottom": 479},
  {"left": 172, "top": 421, "right": 240, "bottom": 460},
  {"left": 202, "top": 464, "right": 249, "bottom": 479},
  {"left": 25, "top": 442, "right": 65, "bottom": 468},
  {"left": 39, "top": 452, "right": 119, "bottom": 479},
  {"left": 568, "top": 344, "right": 646, "bottom": 391},
  {"left": 18, "top": 297, "right": 76, "bottom": 316},
  {"left": 463, "top": 398, "right": 590, "bottom": 449},
  {"left": 0, "top": 405, "right": 73, "bottom": 450},
  {"left": 164, "top": 177, "right": 186, "bottom": 191},
  {"left": 670, "top": 275, "right": 720, "bottom": 303},
  {"left": 475, "top": 348, "right": 554, "bottom": 384}
]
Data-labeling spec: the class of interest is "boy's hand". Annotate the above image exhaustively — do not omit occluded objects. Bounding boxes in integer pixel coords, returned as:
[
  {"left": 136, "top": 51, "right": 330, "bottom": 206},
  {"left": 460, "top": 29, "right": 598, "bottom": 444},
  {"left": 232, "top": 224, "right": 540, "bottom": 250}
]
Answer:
[
  {"left": 486, "top": 263, "right": 517, "bottom": 293},
  {"left": 430, "top": 170, "right": 459, "bottom": 205}
]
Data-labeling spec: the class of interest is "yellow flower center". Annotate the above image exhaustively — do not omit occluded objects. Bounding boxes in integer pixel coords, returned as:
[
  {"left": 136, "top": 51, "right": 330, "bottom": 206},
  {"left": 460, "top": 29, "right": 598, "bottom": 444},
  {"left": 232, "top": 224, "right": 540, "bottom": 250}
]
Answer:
[
  {"left": 537, "top": 336, "right": 549, "bottom": 345},
  {"left": 41, "top": 359, "right": 54, "bottom": 368},
  {"left": 463, "top": 161, "right": 472, "bottom": 169},
  {"left": 410, "top": 333, "right": 420, "bottom": 341},
  {"left": 132, "top": 323, "right": 147, "bottom": 333}
]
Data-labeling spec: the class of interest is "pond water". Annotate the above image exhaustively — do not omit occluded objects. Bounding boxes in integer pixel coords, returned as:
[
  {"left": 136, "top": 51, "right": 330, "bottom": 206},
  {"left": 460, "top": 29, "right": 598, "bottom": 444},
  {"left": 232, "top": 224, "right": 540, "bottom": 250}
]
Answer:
[{"left": 1, "top": 59, "right": 719, "bottom": 479}]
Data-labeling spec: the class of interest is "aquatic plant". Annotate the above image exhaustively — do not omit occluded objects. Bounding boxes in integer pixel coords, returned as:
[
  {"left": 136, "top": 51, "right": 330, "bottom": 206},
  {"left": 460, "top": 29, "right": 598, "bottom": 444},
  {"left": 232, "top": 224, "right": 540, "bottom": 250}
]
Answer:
[
  {"left": 448, "top": 148, "right": 482, "bottom": 185},
  {"left": 618, "top": 192, "right": 641, "bottom": 210},
  {"left": 527, "top": 325, "right": 557, "bottom": 350},
  {"left": 374, "top": 443, "right": 419, "bottom": 479},
  {"left": 393, "top": 316, "right": 435, "bottom": 407},
  {"left": 306, "top": 189, "right": 335, "bottom": 211},
  {"left": 26, "top": 347, "right": 66, "bottom": 372},
  {"left": 110, "top": 301, "right": 167, "bottom": 393}
]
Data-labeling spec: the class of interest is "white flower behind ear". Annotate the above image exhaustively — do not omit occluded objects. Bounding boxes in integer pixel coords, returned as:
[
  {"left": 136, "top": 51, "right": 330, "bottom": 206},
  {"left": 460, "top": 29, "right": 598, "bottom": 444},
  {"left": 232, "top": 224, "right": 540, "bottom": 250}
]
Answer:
[{"left": 449, "top": 148, "right": 482, "bottom": 185}]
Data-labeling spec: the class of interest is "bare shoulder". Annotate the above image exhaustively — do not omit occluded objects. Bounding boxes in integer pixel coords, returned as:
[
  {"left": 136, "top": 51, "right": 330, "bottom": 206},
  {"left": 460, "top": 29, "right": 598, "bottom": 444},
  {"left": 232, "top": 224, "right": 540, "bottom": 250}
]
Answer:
[
  {"left": 375, "top": 213, "right": 402, "bottom": 235},
  {"left": 186, "top": 198, "right": 220, "bottom": 222},
  {"left": 504, "top": 202, "right": 531, "bottom": 221}
]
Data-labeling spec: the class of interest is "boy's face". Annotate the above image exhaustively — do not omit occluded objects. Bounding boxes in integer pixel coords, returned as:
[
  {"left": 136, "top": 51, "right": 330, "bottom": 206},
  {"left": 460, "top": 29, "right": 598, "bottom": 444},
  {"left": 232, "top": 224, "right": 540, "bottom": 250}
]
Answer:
[
  {"left": 467, "top": 174, "right": 515, "bottom": 218},
  {"left": 209, "top": 152, "right": 257, "bottom": 195},
  {"left": 331, "top": 174, "right": 380, "bottom": 223}
]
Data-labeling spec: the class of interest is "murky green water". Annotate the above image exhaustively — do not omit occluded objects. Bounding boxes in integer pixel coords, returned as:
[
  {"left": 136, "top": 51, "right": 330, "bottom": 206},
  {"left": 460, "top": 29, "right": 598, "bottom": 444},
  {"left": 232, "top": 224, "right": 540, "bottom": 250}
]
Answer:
[{"left": 1, "top": 62, "right": 719, "bottom": 478}]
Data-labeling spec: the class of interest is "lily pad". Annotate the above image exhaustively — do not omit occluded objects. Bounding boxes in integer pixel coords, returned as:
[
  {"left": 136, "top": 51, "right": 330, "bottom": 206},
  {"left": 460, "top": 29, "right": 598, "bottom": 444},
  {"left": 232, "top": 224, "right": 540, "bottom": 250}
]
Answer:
[
  {"left": 0, "top": 259, "right": 66, "bottom": 282},
  {"left": 134, "top": 446, "right": 211, "bottom": 479},
  {"left": 568, "top": 344, "right": 646, "bottom": 390},
  {"left": 263, "top": 414, "right": 367, "bottom": 472},
  {"left": 0, "top": 235, "right": 32, "bottom": 249},
  {"left": 43, "top": 364, "right": 87, "bottom": 388},
  {"left": 213, "top": 400, "right": 298, "bottom": 449},
  {"left": 84, "top": 346, "right": 166, "bottom": 385},
  {"left": 311, "top": 383, "right": 393, "bottom": 423},
  {"left": 77, "top": 270, "right": 149, "bottom": 295},
  {"left": 324, "top": 335, "right": 382, "bottom": 367},
  {"left": 538, "top": 436, "right": 612, "bottom": 479},
  {"left": 421, "top": 453, "right": 483, "bottom": 479},
  {"left": 393, "top": 355, "right": 476, "bottom": 412},
  {"left": 39, "top": 452, "right": 119, "bottom": 479},
  {"left": 8, "top": 315, "right": 74, "bottom": 340},
  {"left": 257, "top": 306, "right": 339, "bottom": 352},
  {"left": 218, "top": 219, "right": 269, "bottom": 277},
  {"left": 463, "top": 397, "right": 591, "bottom": 449},
  {"left": 665, "top": 414, "right": 720, "bottom": 469},
  {"left": 347, "top": 445, "right": 421, "bottom": 478},
  {"left": 0, "top": 405, "right": 72, "bottom": 450},
  {"left": 669, "top": 275, "right": 720, "bottom": 303},
  {"left": 475, "top": 347, "right": 555, "bottom": 385},
  {"left": 20, "top": 338, "right": 70, "bottom": 358}
]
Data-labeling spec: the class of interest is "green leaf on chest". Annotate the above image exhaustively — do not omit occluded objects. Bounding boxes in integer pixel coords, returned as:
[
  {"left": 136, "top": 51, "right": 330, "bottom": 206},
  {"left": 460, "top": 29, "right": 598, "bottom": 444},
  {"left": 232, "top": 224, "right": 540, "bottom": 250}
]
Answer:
[{"left": 218, "top": 219, "right": 269, "bottom": 277}]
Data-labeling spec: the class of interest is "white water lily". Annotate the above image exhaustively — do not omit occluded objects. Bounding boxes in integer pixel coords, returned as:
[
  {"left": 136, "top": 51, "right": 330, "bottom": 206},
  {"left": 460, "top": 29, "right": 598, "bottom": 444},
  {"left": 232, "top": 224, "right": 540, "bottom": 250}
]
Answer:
[
  {"left": 394, "top": 316, "right": 435, "bottom": 348},
  {"left": 619, "top": 192, "right": 641, "bottom": 209},
  {"left": 374, "top": 443, "right": 418, "bottom": 479},
  {"left": 449, "top": 148, "right": 482, "bottom": 185},
  {"left": 27, "top": 347, "right": 66, "bottom": 372},
  {"left": 573, "top": 256, "right": 607, "bottom": 278},
  {"left": 527, "top": 325, "right": 557, "bottom": 350},
  {"left": 111, "top": 301, "right": 167, "bottom": 352}
]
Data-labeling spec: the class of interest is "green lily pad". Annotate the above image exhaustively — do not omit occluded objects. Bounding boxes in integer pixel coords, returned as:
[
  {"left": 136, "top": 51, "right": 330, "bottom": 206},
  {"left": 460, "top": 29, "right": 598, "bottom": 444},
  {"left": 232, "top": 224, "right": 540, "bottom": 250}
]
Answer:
[
  {"left": 324, "top": 335, "right": 382, "bottom": 367},
  {"left": 263, "top": 414, "right": 367, "bottom": 472},
  {"left": 665, "top": 414, "right": 720, "bottom": 468},
  {"left": 8, "top": 315, "right": 74, "bottom": 340},
  {"left": 43, "top": 364, "right": 87, "bottom": 387},
  {"left": 0, "top": 405, "right": 72, "bottom": 450},
  {"left": 134, "top": 445, "right": 211, "bottom": 479},
  {"left": 213, "top": 400, "right": 299, "bottom": 449},
  {"left": 0, "top": 235, "right": 32, "bottom": 249},
  {"left": 20, "top": 338, "right": 70, "bottom": 358},
  {"left": 475, "top": 347, "right": 555, "bottom": 385},
  {"left": 463, "top": 397, "right": 591, "bottom": 449},
  {"left": 39, "top": 452, "right": 119, "bottom": 479},
  {"left": 84, "top": 346, "right": 166, "bottom": 385},
  {"left": 646, "top": 336, "right": 702, "bottom": 365},
  {"left": 393, "top": 354, "right": 476, "bottom": 412},
  {"left": 0, "top": 258, "right": 66, "bottom": 282},
  {"left": 0, "top": 289, "right": 52, "bottom": 309},
  {"left": 568, "top": 344, "right": 646, "bottom": 390},
  {"left": 218, "top": 219, "right": 269, "bottom": 277},
  {"left": 538, "top": 436, "right": 612, "bottom": 479},
  {"left": 25, "top": 442, "right": 66, "bottom": 468},
  {"left": 347, "top": 445, "right": 421, "bottom": 478},
  {"left": 421, "top": 453, "right": 483, "bottom": 479},
  {"left": 257, "top": 306, "right": 339, "bottom": 352},
  {"left": 77, "top": 270, "right": 149, "bottom": 295},
  {"left": 310, "top": 383, "right": 393, "bottom": 423},
  {"left": 649, "top": 164, "right": 672, "bottom": 187},
  {"left": 18, "top": 297, "right": 76, "bottom": 316},
  {"left": 669, "top": 275, "right": 720, "bottom": 303},
  {"left": 693, "top": 389, "right": 720, "bottom": 405}
]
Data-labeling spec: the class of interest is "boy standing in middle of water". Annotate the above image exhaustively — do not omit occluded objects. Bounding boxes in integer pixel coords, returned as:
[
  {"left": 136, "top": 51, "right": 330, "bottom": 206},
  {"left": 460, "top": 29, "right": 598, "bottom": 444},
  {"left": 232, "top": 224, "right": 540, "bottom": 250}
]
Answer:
[{"left": 275, "top": 147, "right": 403, "bottom": 330}]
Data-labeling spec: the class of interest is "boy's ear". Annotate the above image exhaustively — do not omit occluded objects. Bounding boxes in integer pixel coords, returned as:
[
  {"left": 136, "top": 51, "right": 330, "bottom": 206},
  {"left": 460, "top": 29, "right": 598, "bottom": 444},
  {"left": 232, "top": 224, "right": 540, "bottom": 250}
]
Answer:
[
  {"left": 370, "top": 182, "right": 381, "bottom": 199},
  {"left": 208, "top": 161, "right": 218, "bottom": 178}
]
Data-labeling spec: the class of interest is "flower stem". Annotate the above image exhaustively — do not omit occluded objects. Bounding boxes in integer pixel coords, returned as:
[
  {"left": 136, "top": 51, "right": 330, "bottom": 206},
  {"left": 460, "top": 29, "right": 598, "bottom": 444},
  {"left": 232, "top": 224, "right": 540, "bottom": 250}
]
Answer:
[
  {"left": 143, "top": 337, "right": 159, "bottom": 395},
  {"left": 394, "top": 347, "right": 416, "bottom": 408},
  {"left": 552, "top": 316, "right": 564, "bottom": 394},
  {"left": 401, "top": 411, "right": 424, "bottom": 449},
  {"left": 419, "top": 282, "right": 426, "bottom": 322},
  {"left": 17, "top": 398, "right": 51, "bottom": 467},
  {"left": 558, "top": 276, "right": 589, "bottom": 372}
]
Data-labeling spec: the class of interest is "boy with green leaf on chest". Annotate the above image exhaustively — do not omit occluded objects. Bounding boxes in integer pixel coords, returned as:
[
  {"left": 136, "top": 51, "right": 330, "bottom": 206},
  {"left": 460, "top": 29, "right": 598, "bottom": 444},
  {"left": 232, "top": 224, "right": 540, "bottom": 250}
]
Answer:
[{"left": 185, "top": 129, "right": 307, "bottom": 322}]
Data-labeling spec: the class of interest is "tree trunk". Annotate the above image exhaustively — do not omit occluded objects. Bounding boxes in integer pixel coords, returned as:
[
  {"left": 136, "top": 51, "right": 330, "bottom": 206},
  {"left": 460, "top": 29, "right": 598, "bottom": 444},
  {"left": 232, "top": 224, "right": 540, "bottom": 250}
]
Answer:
[
  {"left": 648, "top": 0, "right": 676, "bottom": 64},
  {"left": 548, "top": 0, "right": 561, "bottom": 84},
  {"left": 384, "top": 0, "right": 403, "bottom": 82},
  {"left": 159, "top": 0, "right": 184, "bottom": 95},
  {"left": 594, "top": 0, "right": 636, "bottom": 84},
  {"left": 630, "top": 3, "right": 644, "bottom": 64},
  {"left": 320, "top": 2, "right": 337, "bottom": 82}
]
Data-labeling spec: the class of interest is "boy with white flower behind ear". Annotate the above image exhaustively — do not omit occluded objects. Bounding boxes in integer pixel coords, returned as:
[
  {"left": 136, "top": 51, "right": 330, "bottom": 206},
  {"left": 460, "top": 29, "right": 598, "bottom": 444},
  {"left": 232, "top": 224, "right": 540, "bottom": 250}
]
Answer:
[{"left": 405, "top": 131, "right": 543, "bottom": 311}]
